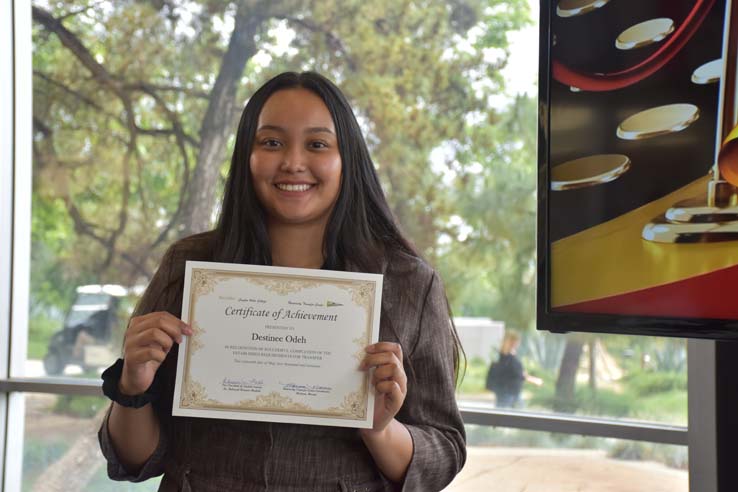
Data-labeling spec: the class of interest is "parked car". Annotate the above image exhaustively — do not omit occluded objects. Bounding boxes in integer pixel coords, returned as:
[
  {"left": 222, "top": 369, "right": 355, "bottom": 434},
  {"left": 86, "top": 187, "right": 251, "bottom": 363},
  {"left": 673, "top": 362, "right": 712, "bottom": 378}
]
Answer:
[{"left": 43, "top": 284, "right": 134, "bottom": 375}]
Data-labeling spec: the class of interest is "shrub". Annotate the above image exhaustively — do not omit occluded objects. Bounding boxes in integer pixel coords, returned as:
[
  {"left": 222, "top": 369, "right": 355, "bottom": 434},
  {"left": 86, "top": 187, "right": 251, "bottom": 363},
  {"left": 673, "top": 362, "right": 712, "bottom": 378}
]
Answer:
[
  {"left": 608, "top": 441, "right": 688, "bottom": 470},
  {"left": 529, "top": 386, "right": 633, "bottom": 418},
  {"left": 458, "top": 357, "right": 491, "bottom": 395},
  {"left": 625, "top": 371, "right": 687, "bottom": 397},
  {"left": 53, "top": 395, "right": 106, "bottom": 419}
]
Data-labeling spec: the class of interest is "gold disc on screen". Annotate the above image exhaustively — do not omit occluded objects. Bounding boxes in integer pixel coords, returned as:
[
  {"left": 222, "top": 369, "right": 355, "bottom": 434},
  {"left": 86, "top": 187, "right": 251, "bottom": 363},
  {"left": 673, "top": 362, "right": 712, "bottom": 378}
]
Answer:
[
  {"left": 617, "top": 104, "right": 700, "bottom": 140},
  {"left": 557, "top": 0, "right": 610, "bottom": 18},
  {"left": 551, "top": 154, "right": 631, "bottom": 191},
  {"left": 692, "top": 59, "right": 723, "bottom": 85},
  {"left": 616, "top": 18, "right": 675, "bottom": 50}
]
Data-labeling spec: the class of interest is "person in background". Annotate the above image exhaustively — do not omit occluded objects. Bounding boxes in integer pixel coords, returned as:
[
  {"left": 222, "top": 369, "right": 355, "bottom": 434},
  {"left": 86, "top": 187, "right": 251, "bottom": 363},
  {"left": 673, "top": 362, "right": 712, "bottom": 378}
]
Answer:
[{"left": 485, "top": 331, "right": 543, "bottom": 408}]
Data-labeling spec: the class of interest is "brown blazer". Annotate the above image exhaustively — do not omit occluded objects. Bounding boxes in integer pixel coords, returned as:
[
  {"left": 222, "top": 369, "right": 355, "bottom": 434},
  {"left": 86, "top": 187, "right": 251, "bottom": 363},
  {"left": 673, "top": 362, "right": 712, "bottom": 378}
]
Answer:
[{"left": 98, "top": 232, "right": 466, "bottom": 491}]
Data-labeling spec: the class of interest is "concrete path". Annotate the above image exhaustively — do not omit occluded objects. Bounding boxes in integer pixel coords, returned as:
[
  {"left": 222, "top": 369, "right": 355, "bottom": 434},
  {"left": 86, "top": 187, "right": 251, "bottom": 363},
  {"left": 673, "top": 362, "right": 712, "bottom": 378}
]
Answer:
[{"left": 445, "top": 447, "right": 688, "bottom": 492}]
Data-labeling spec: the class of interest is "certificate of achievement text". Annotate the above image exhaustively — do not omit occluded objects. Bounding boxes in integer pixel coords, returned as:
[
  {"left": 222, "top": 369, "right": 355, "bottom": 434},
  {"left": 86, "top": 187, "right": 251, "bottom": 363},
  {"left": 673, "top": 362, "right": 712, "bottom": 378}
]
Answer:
[{"left": 172, "top": 261, "right": 382, "bottom": 428}]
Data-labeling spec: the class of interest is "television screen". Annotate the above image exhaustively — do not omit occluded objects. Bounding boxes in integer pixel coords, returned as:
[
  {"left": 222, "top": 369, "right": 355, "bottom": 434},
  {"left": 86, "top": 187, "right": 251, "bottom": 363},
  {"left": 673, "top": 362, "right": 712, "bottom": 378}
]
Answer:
[{"left": 537, "top": 0, "right": 738, "bottom": 338}]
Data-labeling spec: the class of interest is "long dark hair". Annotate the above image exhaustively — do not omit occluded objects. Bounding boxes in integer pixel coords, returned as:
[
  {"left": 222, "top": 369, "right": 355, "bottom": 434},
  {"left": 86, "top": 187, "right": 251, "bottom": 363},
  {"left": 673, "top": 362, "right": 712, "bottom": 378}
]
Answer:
[{"left": 213, "top": 71, "right": 465, "bottom": 383}]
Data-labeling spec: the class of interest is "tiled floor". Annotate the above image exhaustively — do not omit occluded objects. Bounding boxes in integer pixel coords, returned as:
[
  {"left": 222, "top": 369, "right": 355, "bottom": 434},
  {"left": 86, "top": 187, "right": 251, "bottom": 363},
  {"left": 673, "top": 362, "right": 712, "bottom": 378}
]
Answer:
[{"left": 444, "top": 447, "right": 688, "bottom": 492}]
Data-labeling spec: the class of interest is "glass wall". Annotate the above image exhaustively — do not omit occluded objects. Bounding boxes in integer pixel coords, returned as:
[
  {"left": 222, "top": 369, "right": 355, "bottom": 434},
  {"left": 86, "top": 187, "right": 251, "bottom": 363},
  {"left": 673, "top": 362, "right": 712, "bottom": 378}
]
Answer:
[
  {"left": 30, "top": 0, "right": 538, "bottom": 378},
  {"left": 22, "top": 393, "right": 161, "bottom": 491},
  {"left": 27, "top": 0, "right": 686, "bottom": 427},
  {"left": 446, "top": 426, "right": 687, "bottom": 492},
  {"left": 2, "top": 0, "right": 691, "bottom": 490},
  {"left": 22, "top": 400, "right": 688, "bottom": 492},
  {"left": 458, "top": 330, "right": 687, "bottom": 426}
]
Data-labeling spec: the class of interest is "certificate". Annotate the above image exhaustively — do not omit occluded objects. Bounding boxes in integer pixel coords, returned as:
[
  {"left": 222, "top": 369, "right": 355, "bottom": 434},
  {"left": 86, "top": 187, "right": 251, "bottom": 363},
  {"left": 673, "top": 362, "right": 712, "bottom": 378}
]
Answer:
[{"left": 172, "top": 261, "right": 382, "bottom": 428}]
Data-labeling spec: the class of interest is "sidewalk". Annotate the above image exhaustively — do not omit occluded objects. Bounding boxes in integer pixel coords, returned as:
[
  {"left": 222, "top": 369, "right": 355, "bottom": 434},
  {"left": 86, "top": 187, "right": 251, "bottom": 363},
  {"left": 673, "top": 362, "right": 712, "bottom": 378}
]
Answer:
[{"left": 444, "top": 447, "right": 688, "bottom": 492}]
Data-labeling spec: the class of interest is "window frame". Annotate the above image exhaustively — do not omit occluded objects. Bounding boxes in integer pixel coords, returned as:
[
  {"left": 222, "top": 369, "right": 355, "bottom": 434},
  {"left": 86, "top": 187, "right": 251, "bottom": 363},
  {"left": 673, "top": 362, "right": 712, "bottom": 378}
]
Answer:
[
  {"left": 0, "top": 1, "right": 713, "bottom": 490},
  {"left": 0, "top": 0, "right": 13, "bottom": 481}
]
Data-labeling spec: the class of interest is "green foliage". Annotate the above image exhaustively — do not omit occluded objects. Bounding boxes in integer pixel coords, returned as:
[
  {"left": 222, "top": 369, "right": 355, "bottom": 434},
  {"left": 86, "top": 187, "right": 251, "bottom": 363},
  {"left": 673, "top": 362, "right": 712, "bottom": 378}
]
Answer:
[
  {"left": 625, "top": 371, "right": 687, "bottom": 397},
  {"left": 22, "top": 438, "right": 68, "bottom": 491},
  {"left": 467, "top": 424, "right": 610, "bottom": 449},
  {"left": 23, "top": 436, "right": 162, "bottom": 491},
  {"left": 437, "top": 94, "right": 538, "bottom": 330},
  {"left": 30, "top": 0, "right": 533, "bottom": 360},
  {"left": 529, "top": 385, "right": 633, "bottom": 418},
  {"left": 630, "top": 391, "right": 687, "bottom": 426},
  {"left": 465, "top": 425, "right": 687, "bottom": 470},
  {"left": 52, "top": 395, "right": 107, "bottom": 419},
  {"left": 609, "top": 441, "right": 688, "bottom": 469},
  {"left": 28, "top": 312, "right": 60, "bottom": 360},
  {"left": 458, "top": 356, "right": 491, "bottom": 395},
  {"left": 576, "top": 389, "right": 632, "bottom": 418},
  {"left": 459, "top": 336, "right": 687, "bottom": 425},
  {"left": 524, "top": 368, "right": 687, "bottom": 424}
]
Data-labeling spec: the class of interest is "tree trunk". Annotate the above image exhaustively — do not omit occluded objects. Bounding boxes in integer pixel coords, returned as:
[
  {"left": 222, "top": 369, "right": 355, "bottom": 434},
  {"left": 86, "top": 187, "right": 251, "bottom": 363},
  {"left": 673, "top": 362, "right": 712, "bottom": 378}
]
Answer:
[
  {"left": 554, "top": 336, "right": 584, "bottom": 412},
  {"left": 588, "top": 338, "right": 597, "bottom": 392},
  {"left": 181, "top": 5, "right": 264, "bottom": 236}
]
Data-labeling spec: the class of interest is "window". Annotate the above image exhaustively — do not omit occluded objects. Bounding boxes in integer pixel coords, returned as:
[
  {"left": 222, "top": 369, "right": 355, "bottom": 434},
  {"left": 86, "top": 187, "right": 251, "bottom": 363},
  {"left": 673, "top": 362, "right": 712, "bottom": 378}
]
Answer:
[{"left": 1, "top": 1, "right": 698, "bottom": 491}]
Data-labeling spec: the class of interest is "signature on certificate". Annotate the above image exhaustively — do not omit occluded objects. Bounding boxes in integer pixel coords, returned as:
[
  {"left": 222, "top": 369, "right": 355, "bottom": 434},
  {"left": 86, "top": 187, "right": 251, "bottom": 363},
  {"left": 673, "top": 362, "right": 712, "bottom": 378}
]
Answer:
[
  {"left": 221, "top": 377, "right": 264, "bottom": 393},
  {"left": 280, "top": 381, "right": 333, "bottom": 396}
]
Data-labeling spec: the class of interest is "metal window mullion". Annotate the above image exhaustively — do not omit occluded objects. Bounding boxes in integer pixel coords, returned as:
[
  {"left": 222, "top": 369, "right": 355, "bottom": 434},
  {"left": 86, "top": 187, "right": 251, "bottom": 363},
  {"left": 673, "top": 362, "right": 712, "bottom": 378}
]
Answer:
[
  {"left": 1, "top": 0, "right": 16, "bottom": 487},
  {"left": 3, "top": 394, "right": 23, "bottom": 492},
  {"left": 11, "top": 0, "right": 31, "bottom": 380},
  {"left": 4, "top": 1, "right": 32, "bottom": 491},
  {"left": 1, "top": 0, "right": 15, "bottom": 386},
  {"left": 460, "top": 406, "right": 687, "bottom": 446},
  {"left": 0, "top": 377, "right": 691, "bottom": 446},
  {"left": 688, "top": 339, "right": 717, "bottom": 492},
  {"left": 0, "top": 378, "right": 103, "bottom": 397}
]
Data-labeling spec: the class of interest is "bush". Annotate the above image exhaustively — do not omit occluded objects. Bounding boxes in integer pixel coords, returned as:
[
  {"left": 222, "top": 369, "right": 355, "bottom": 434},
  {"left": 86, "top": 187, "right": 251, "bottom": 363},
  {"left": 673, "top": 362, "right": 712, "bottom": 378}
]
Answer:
[
  {"left": 630, "top": 390, "right": 687, "bottom": 426},
  {"left": 28, "top": 312, "right": 62, "bottom": 360},
  {"left": 577, "top": 388, "right": 632, "bottom": 417},
  {"left": 625, "top": 371, "right": 687, "bottom": 397},
  {"left": 609, "top": 441, "right": 688, "bottom": 470},
  {"left": 466, "top": 425, "right": 687, "bottom": 470},
  {"left": 529, "top": 386, "right": 633, "bottom": 418},
  {"left": 53, "top": 395, "right": 107, "bottom": 419},
  {"left": 458, "top": 357, "right": 491, "bottom": 395}
]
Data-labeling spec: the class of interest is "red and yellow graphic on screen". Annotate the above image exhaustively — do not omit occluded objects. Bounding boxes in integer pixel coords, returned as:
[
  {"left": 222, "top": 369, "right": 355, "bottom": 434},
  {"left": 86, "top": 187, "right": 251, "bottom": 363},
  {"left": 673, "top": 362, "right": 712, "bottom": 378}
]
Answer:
[{"left": 549, "top": 0, "right": 738, "bottom": 320}]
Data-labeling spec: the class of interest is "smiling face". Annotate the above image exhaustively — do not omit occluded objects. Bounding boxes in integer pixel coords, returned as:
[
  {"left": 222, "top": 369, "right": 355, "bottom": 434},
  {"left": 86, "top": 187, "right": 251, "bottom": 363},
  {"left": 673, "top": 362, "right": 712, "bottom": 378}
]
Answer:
[{"left": 250, "top": 88, "right": 342, "bottom": 230}]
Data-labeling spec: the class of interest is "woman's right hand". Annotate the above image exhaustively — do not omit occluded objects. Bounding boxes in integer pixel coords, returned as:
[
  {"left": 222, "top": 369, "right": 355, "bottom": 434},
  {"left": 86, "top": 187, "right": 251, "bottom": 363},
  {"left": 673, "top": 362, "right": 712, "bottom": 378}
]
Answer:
[{"left": 119, "top": 311, "right": 193, "bottom": 396}]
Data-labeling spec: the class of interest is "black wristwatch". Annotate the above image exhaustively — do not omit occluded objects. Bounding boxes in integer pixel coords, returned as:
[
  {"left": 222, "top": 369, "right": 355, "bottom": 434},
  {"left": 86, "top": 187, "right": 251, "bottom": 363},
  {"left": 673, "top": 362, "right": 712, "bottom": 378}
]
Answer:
[{"left": 101, "top": 358, "right": 159, "bottom": 408}]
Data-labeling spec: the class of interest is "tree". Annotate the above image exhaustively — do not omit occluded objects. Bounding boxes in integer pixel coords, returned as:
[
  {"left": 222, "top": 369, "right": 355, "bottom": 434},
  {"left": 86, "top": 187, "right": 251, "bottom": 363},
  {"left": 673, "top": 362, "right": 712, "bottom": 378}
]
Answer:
[
  {"left": 32, "top": 0, "right": 528, "bottom": 288},
  {"left": 439, "top": 93, "right": 537, "bottom": 327}
]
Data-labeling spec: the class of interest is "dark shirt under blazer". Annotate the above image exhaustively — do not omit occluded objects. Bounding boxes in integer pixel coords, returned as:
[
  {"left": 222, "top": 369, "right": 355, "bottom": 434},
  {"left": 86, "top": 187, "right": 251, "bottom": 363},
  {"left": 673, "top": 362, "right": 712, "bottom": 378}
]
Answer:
[{"left": 98, "top": 232, "right": 467, "bottom": 491}]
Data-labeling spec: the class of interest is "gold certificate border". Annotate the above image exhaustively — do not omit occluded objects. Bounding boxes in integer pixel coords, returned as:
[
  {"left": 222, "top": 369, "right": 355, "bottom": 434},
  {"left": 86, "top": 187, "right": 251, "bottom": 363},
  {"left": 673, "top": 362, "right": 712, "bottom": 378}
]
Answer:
[{"left": 179, "top": 268, "right": 376, "bottom": 421}]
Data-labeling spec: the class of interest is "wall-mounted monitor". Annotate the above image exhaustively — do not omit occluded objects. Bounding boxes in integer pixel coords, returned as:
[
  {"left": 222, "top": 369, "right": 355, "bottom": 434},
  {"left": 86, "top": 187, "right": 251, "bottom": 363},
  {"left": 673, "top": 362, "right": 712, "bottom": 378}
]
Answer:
[{"left": 537, "top": 0, "right": 738, "bottom": 338}]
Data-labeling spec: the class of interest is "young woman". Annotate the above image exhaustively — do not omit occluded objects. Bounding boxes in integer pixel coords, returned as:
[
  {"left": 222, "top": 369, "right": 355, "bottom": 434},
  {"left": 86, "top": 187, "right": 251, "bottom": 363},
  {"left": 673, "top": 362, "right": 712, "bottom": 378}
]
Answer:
[{"left": 98, "top": 72, "right": 466, "bottom": 492}]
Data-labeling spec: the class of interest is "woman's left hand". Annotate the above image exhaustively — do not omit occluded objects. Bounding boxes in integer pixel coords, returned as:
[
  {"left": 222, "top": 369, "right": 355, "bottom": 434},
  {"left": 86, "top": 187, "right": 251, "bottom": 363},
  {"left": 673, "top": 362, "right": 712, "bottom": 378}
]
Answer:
[{"left": 359, "top": 342, "right": 408, "bottom": 433}]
